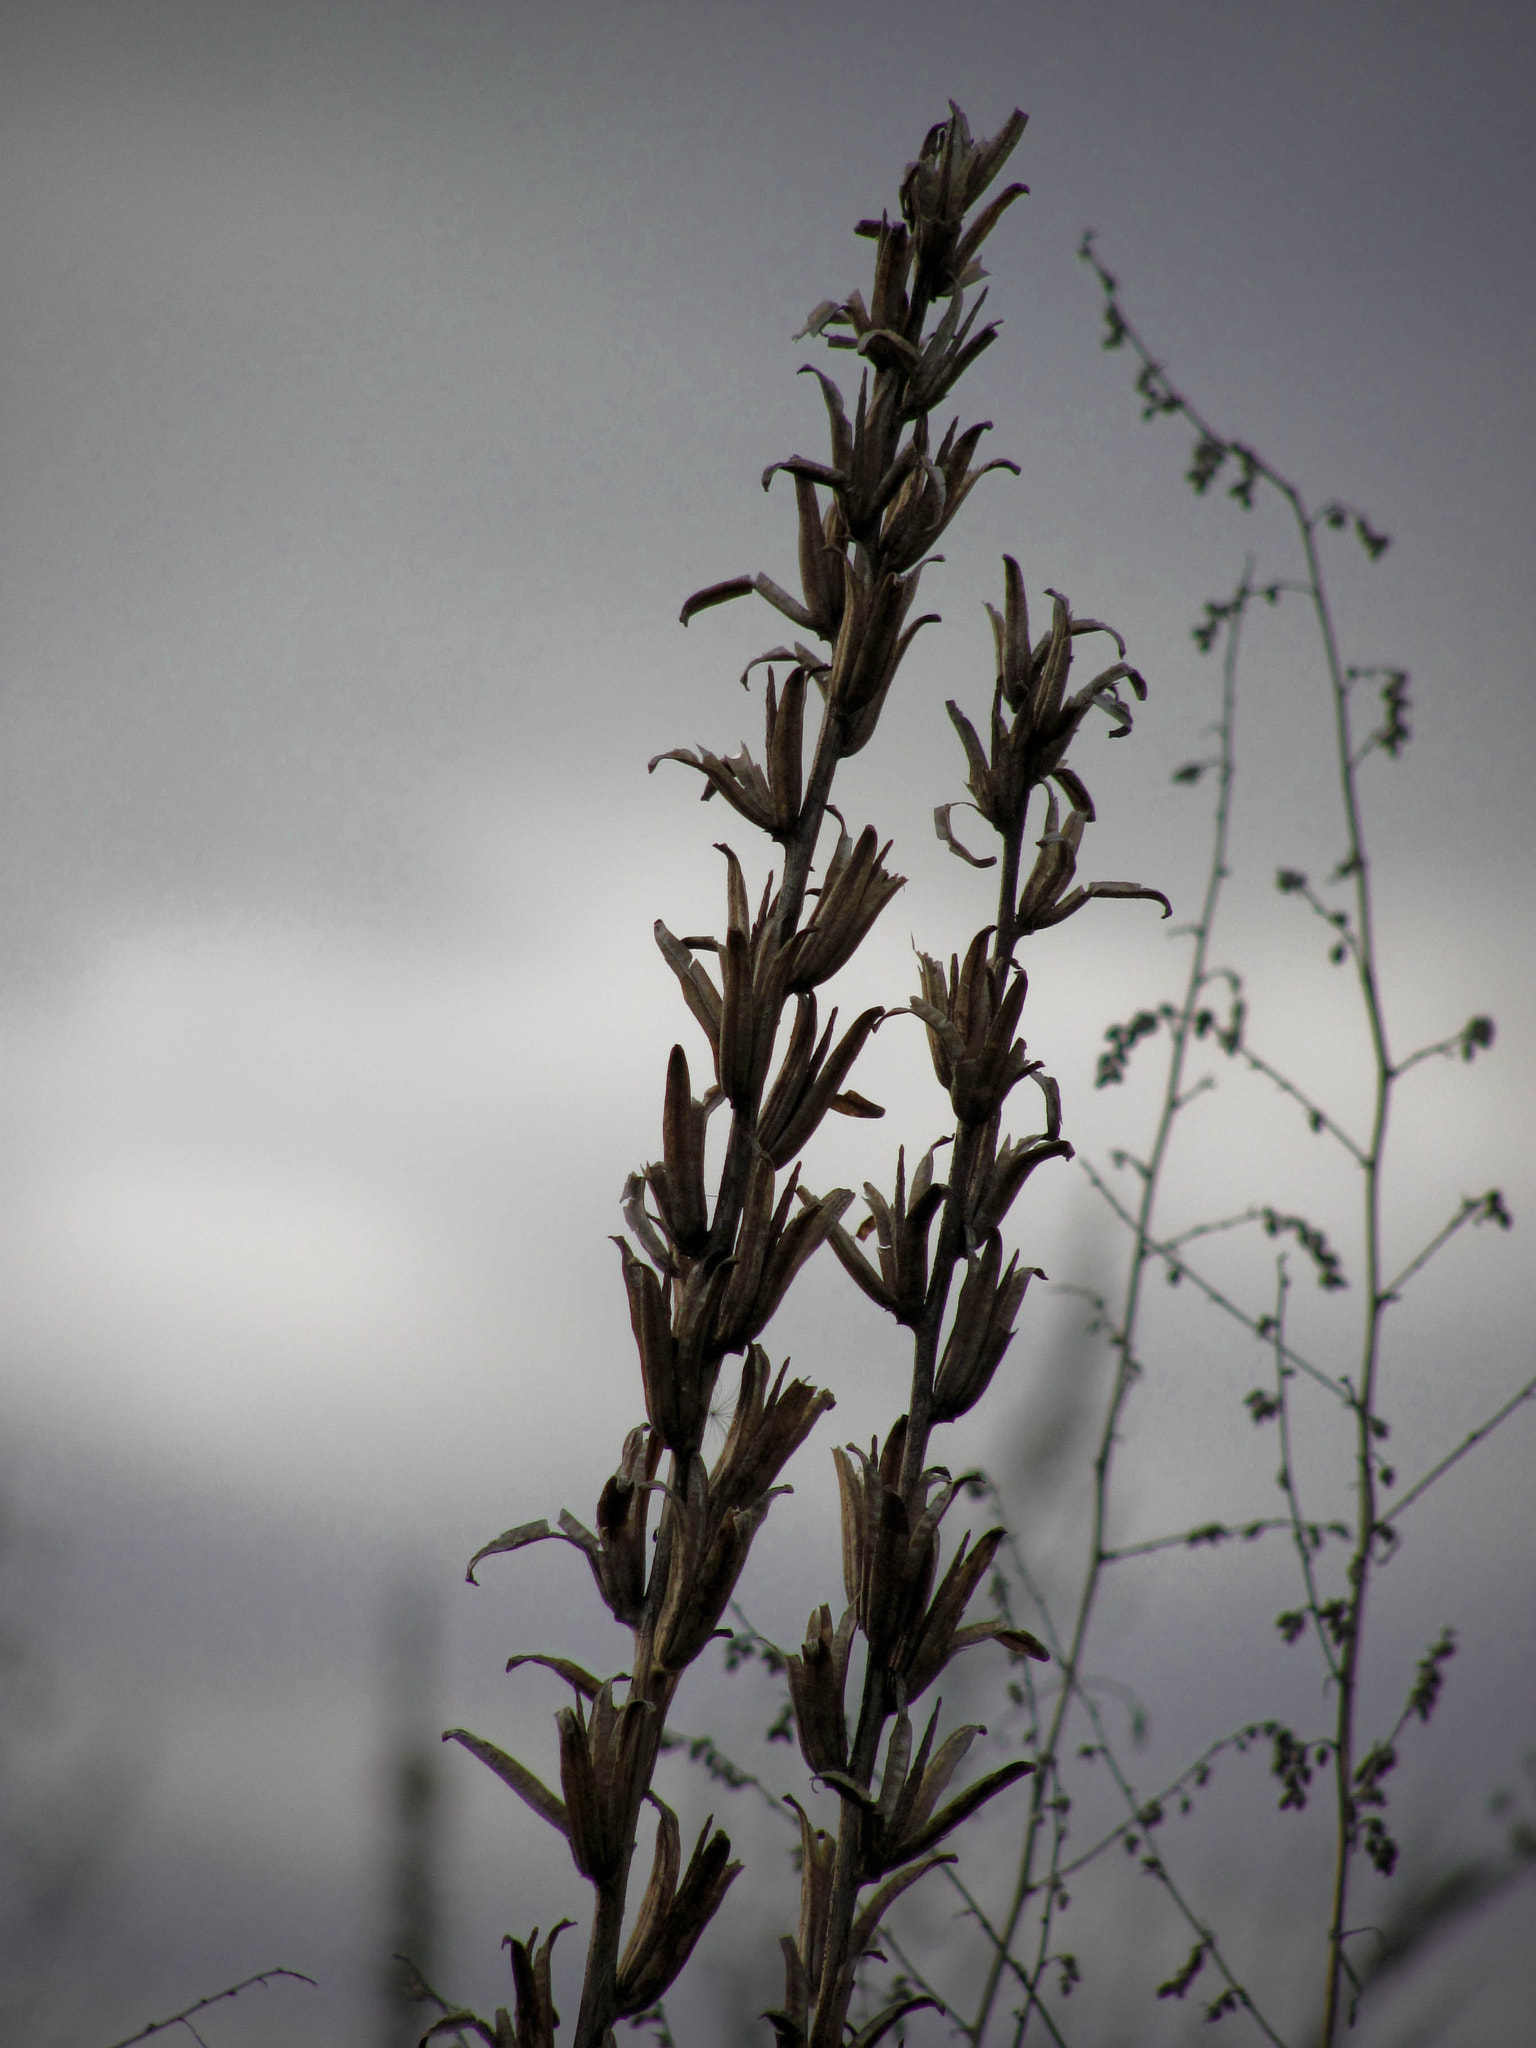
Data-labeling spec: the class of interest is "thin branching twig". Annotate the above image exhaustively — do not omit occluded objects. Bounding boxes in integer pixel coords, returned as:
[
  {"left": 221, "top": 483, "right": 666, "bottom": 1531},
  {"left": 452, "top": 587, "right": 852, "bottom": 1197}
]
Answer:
[
  {"left": 101, "top": 1970, "right": 316, "bottom": 2048},
  {"left": 1001, "top": 232, "right": 1526, "bottom": 2047},
  {"left": 1079, "top": 1157, "right": 1346, "bottom": 1398},
  {"left": 973, "top": 560, "right": 1255, "bottom": 2046},
  {"left": 1383, "top": 1371, "right": 1536, "bottom": 1524}
]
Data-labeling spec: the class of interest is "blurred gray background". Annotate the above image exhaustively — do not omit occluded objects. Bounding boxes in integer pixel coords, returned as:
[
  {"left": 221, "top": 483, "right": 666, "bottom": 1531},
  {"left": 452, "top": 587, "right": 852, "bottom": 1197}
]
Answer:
[{"left": 1, "top": 1, "right": 1532, "bottom": 2042}]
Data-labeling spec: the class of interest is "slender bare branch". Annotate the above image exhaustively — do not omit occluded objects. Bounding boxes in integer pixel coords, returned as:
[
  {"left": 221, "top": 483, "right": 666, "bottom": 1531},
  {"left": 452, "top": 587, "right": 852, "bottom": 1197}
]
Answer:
[
  {"left": 1080, "top": 1156, "right": 1346, "bottom": 1399},
  {"left": 1273, "top": 1261, "right": 1343, "bottom": 1683},
  {"left": 1233, "top": 1045, "right": 1368, "bottom": 1163},
  {"left": 101, "top": 1971, "right": 316, "bottom": 2048},
  {"left": 1382, "top": 1191, "right": 1512, "bottom": 1303},
  {"left": 1100, "top": 1515, "right": 1346, "bottom": 1565},
  {"left": 1383, "top": 1373, "right": 1536, "bottom": 1524}
]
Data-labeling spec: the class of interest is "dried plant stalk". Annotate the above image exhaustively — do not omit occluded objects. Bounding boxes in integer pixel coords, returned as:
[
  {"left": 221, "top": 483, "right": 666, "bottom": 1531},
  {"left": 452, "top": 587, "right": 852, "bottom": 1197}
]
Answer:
[{"left": 443, "top": 106, "right": 1166, "bottom": 2047}]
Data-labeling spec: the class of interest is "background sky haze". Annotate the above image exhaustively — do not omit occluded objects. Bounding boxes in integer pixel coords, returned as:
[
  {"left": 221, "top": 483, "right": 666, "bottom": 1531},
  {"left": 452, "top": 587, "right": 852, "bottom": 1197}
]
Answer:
[{"left": 1, "top": 3, "right": 1532, "bottom": 2042}]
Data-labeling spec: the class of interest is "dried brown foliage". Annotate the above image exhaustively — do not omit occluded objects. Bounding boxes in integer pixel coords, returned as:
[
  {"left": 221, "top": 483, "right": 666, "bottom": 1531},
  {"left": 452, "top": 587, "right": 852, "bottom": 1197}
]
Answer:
[{"left": 447, "top": 106, "right": 1167, "bottom": 2046}]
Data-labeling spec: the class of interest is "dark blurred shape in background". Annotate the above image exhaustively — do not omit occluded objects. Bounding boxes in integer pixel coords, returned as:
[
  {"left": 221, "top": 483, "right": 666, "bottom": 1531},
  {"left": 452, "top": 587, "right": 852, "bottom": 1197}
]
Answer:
[{"left": 380, "top": 1575, "right": 448, "bottom": 2048}]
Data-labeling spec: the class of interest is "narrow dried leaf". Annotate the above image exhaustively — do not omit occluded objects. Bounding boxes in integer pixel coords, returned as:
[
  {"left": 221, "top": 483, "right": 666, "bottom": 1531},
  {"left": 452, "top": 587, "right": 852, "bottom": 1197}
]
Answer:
[
  {"left": 832, "top": 1447, "right": 866, "bottom": 1612},
  {"left": 899, "top": 1759, "right": 1033, "bottom": 1863},
  {"left": 768, "top": 664, "right": 808, "bottom": 826},
  {"left": 818, "top": 1768, "right": 881, "bottom": 1812},
  {"left": 953, "top": 182, "right": 1027, "bottom": 278},
  {"left": 755, "top": 1187, "right": 854, "bottom": 1330},
  {"left": 617, "top": 1797, "right": 682, "bottom": 1991},
  {"left": 934, "top": 802, "right": 997, "bottom": 867},
  {"left": 504, "top": 1654, "right": 606, "bottom": 1700},
  {"left": 794, "top": 299, "right": 843, "bottom": 341},
  {"left": 679, "top": 576, "right": 754, "bottom": 625},
  {"left": 465, "top": 1519, "right": 568, "bottom": 1586},
  {"left": 751, "top": 570, "right": 819, "bottom": 631},
  {"left": 798, "top": 363, "right": 854, "bottom": 472},
  {"left": 442, "top": 1729, "right": 569, "bottom": 1841},
  {"left": 1052, "top": 764, "right": 1095, "bottom": 820},
  {"left": 1084, "top": 881, "right": 1173, "bottom": 916},
  {"left": 763, "top": 455, "right": 847, "bottom": 494},
  {"left": 909, "top": 997, "right": 968, "bottom": 1071},
  {"left": 420, "top": 2012, "right": 500, "bottom": 2046},
  {"left": 877, "top": 1708, "right": 913, "bottom": 1826},
  {"left": 899, "top": 1721, "right": 982, "bottom": 1844},
  {"left": 654, "top": 922, "right": 722, "bottom": 1060},
  {"left": 848, "top": 1997, "right": 940, "bottom": 2048},
  {"left": 848, "top": 1853, "right": 957, "bottom": 1960},
  {"left": 945, "top": 1620, "right": 1051, "bottom": 1663},
  {"left": 822, "top": 1214, "right": 900, "bottom": 1316},
  {"left": 829, "top": 1089, "right": 884, "bottom": 1117}
]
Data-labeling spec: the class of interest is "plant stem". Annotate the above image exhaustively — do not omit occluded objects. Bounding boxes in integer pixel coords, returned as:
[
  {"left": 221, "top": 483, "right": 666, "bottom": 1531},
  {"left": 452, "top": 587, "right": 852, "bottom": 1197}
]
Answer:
[
  {"left": 1290, "top": 501, "right": 1394, "bottom": 2048},
  {"left": 1273, "top": 1263, "right": 1341, "bottom": 1685},
  {"left": 972, "top": 570, "right": 1250, "bottom": 2046},
  {"left": 706, "top": 700, "right": 847, "bottom": 1266},
  {"left": 816, "top": 781, "right": 1036, "bottom": 2034},
  {"left": 574, "top": 1883, "right": 630, "bottom": 2048}
]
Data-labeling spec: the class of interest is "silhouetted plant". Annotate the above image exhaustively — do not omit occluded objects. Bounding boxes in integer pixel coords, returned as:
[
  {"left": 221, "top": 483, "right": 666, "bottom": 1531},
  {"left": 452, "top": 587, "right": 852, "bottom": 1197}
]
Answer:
[
  {"left": 439, "top": 106, "right": 1178, "bottom": 2047},
  {"left": 430, "top": 105, "right": 1531, "bottom": 2048}
]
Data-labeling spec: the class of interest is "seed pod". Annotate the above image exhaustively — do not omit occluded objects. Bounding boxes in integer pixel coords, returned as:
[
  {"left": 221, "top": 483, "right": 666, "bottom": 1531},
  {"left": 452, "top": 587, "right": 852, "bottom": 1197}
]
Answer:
[
  {"left": 833, "top": 1431, "right": 948, "bottom": 1666},
  {"left": 901, "top": 1524, "right": 1049, "bottom": 1698},
  {"left": 759, "top": 997, "right": 885, "bottom": 1169},
  {"left": 709, "top": 1346, "right": 835, "bottom": 1521},
  {"left": 614, "top": 1808, "right": 741, "bottom": 2016},
  {"left": 766, "top": 665, "right": 809, "bottom": 832},
  {"left": 791, "top": 474, "right": 845, "bottom": 644},
  {"left": 784, "top": 1603, "right": 855, "bottom": 1779},
  {"left": 615, "top": 1240, "right": 679, "bottom": 1444},
  {"left": 653, "top": 921, "right": 723, "bottom": 1073},
  {"left": 592, "top": 1426, "right": 665, "bottom": 1625},
  {"left": 615, "top": 1239, "right": 729, "bottom": 1456},
  {"left": 658, "top": 1500, "right": 768, "bottom": 1673},
  {"left": 644, "top": 1044, "right": 712, "bottom": 1258},
  {"left": 647, "top": 738, "right": 777, "bottom": 834},
  {"left": 912, "top": 932, "right": 1040, "bottom": 1124},
  {"left": 966, "top": 1097, "right": 1072, "bottom": 1240},
  {"left": 932, "top": 1236, "right": 1043, "bottom": 1422},
  {"left": 788, "top": 1794, "right": 836, "bottom": 2005},
  {"left": 462, "top": 1426, "right": 663, "bottom": 1631},
  {"left": 718, "top": 930, "right": 756, "bottom": 1107},
  {"left": 555, "top": 1681, "right": 651, "bottom": 1885},
  {"left": 503, "top": 1920, "right": 574, "bottom": 2048},
  {"left": 823, "top": 562, "right": 940, "bottom": 757},
  {"left": 857, "top": 1699, "right": 1033, "bottom": 1878},
  {"left": 716, "top": 1158, "right": 852, "bottom": 1355},
  {"left": 784, "top": 825, "right": 905, "bottom": 992},
  {"left": 653, "top": 1437, "right": 808, "bottom": 1674},
  {"left": 1015, "top": 791, "right": 1171, "bottom": 935}
]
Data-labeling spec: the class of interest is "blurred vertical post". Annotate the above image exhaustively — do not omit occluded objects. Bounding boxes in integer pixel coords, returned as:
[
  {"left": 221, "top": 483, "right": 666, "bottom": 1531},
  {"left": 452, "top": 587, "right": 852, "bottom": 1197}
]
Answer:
[{"left": 379, "top": 1574, "right": 445, "bottom": 2048}]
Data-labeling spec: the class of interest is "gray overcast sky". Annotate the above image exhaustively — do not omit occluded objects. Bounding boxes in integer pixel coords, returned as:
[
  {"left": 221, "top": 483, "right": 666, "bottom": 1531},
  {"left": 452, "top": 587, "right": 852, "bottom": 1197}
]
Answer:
[{"left": 1, "top": 3, "right": 1533, "bottom": 2043}]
